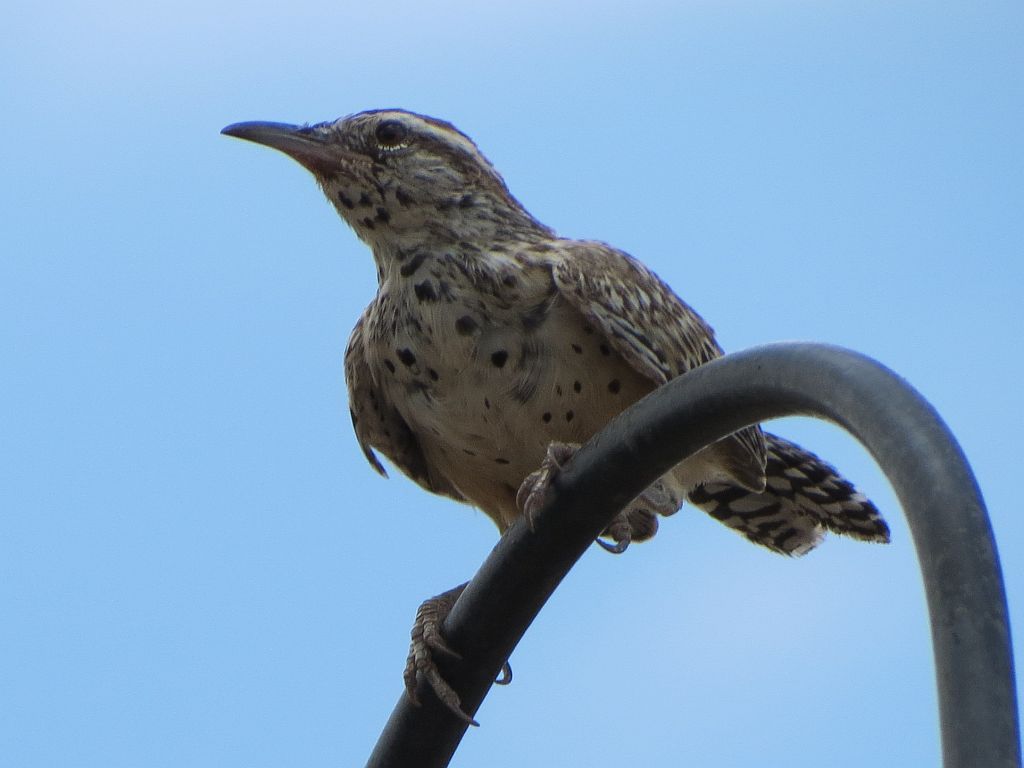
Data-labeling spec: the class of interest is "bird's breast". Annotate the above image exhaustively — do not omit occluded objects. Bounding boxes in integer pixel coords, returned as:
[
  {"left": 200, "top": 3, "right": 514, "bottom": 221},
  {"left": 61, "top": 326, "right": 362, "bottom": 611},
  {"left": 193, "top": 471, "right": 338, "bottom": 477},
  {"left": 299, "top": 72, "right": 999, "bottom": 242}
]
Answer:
[{"left": 364, "top": 250, "right": 652, "bottom": 522}]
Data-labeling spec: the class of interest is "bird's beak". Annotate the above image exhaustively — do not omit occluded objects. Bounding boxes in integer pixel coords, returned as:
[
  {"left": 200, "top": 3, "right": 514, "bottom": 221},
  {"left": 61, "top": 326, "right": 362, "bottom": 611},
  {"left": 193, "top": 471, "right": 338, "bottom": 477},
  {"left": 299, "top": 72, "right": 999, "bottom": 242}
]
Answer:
[{"left": 221, "top": 121, "right": 346, "bottom": 175}]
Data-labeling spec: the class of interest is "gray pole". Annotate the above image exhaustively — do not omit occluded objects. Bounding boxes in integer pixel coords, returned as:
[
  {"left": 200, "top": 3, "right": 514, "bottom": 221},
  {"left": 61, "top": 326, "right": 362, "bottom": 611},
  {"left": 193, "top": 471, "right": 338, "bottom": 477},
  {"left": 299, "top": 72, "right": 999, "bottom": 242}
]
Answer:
[{"left": 366, "top": 343, "right": 1019, "bottom": 767}]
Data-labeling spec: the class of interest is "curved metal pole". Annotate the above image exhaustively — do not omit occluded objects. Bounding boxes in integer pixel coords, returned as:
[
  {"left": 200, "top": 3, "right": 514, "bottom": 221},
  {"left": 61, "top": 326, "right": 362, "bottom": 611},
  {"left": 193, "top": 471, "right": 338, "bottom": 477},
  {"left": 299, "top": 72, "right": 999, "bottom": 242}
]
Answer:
[{"left": 365, "top": 343, "right": 1019, "bottom": 768}]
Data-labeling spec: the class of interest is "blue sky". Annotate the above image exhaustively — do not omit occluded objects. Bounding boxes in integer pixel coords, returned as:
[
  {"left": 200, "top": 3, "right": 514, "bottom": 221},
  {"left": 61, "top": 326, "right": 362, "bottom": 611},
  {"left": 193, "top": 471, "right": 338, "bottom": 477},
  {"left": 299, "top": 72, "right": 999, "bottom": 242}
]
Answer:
[{"left": 3, "top": 1, "right": 1021, "bottom": 766}]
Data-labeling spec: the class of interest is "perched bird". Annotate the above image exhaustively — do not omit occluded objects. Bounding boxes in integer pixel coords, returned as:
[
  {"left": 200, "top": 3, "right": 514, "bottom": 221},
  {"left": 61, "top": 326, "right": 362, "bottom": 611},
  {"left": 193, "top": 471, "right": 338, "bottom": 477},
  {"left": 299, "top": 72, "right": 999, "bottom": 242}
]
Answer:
[{"left": 222, "top": 109, "right": 890, "bottom": 721}]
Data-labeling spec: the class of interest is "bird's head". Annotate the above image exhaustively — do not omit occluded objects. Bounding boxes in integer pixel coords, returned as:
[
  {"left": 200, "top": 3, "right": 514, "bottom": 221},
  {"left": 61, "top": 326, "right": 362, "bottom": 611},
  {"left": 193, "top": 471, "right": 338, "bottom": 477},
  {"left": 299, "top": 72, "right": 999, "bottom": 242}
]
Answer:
[{"left": 222, "top": 109, "right": 550, "bottom": 251}]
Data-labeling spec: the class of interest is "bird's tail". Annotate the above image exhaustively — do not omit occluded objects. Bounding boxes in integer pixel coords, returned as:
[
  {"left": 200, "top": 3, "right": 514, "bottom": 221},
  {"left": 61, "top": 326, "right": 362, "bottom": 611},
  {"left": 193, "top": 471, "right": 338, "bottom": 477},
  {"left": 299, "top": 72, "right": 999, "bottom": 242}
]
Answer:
[{"left": 687, "top": 433, "right": 890, "bottom": 556}]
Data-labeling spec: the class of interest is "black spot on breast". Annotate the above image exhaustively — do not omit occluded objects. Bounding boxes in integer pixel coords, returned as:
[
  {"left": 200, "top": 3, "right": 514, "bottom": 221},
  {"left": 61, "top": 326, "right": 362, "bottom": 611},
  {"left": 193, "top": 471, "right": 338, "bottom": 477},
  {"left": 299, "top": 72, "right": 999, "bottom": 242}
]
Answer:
[
  {"left": 428, "top": 368, "right": 439, "bottom": 381},
  {"left": 565, "top": 410, "right": 575, "bottom": 422},
  {"left": 491, "top": 350, "right": 508, "bottom": 368},
  {"left": 494, "top": 457, "right": 510, "bottom": 465},
  {"left": 375, "top": 207, "right": 391, "bottom": 224},
  {"left": 459, "top": 194, "right": 475, "bottom": 208},
  {"left": 463, "top": 448, "right": 476, "bottom": 456},
  {"left": 399, "top": 252, "right": 428, "bottom": 277},
  {"left": 395, "top": 187, "right": 413, "bottom": 206},
  {"left": 542, "top": 412, "right": 552, "bottom": 423},
  {"left": 600, "top": 344, "right": 611, "bottom": 356},
  {"left": 555, "top": 384, "right": 563, "bottom": 396},
  {"left": 484, "top": 398, "right": 491, "bottom": 409},
  {"left": 384, "top": 359, "right": 396, "bottom": 373},
  {"left": 502, "top": 275, "right": 517, "bottom": 288},
  {"left": 358, "top": 192, "right": 373, "bottom": 207},
  {"left": 573, "top": 380, "right": 582, "bottom": 393},
  {"left": 455, "top": 315, "right": 478, "bottom": 335},
  {"left": 337, "top": 192, "right": 355, "bottom": 209},
  {"left": 414, "top": 281, "right": 437, "bottom": 302},
  {"left": 397, "top": 348, "right": 416, "bottom": 367},
  {"left": 608, "top": 379, "right": 621, "bottom": 394},
  {"left": 571, "top": 343, "right": 583, "bottom": 354},
  {"left": 360, "top": 217, "right": 375, "bottom": 229}
]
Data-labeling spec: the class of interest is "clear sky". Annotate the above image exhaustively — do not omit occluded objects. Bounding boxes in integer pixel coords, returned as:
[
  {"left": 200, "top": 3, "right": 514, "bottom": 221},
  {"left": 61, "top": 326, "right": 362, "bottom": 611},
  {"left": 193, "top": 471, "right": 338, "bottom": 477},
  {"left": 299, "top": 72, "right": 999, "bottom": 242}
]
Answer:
[{"left": 3, "top": 1, "right": 1021, "bottom": 766}]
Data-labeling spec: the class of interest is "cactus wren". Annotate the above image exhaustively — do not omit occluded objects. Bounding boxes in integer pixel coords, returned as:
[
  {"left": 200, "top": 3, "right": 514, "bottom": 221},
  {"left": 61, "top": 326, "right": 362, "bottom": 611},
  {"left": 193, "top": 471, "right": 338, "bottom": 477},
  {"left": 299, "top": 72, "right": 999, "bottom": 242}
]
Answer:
[{"left": 222, "top": 109, "right": 890, "bottom": 721}]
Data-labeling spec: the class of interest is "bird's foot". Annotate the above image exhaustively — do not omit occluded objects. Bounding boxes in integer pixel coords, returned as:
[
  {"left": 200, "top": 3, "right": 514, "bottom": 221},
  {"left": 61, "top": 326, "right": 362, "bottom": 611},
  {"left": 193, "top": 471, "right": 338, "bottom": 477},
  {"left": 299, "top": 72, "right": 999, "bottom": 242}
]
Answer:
[
  {"left": 596, "top": 481, "right": 679, "bottom": 554},
  {"left": 597, "top": 506, "right": 656, "bottom": 553},
  {"left": 517, "top": 445, "right": 683, "bottom": 553},
  {"left": 404, "top": 583, "right": 512, "bottom": 727},
  {"left": 516, "top": 442, "right": 579, "bottom": 528},
  {"left": 597, "top": 511, "right": 634, "bottom": 553}
]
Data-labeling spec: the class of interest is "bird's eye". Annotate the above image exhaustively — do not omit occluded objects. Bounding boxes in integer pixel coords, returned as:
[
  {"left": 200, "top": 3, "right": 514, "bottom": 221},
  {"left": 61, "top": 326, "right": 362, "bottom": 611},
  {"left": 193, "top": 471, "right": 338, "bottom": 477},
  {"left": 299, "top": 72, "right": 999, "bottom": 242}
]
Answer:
[{"left": 375, "top": 120, "right": 409, "bottom": 151}]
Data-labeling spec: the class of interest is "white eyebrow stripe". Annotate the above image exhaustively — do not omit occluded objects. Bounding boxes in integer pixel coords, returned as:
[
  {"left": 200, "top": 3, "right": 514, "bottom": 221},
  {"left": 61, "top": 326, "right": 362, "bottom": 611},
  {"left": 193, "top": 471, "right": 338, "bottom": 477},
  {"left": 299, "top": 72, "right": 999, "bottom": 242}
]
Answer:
[
  {"left": 420, "top": 122, "right": 478, "bottom": 155},
  {"left": 343, "top": 109, "right": 507, "bottom": 188},
  {"left": 407, "top": 114, "right": 496, "bottom": 171}
]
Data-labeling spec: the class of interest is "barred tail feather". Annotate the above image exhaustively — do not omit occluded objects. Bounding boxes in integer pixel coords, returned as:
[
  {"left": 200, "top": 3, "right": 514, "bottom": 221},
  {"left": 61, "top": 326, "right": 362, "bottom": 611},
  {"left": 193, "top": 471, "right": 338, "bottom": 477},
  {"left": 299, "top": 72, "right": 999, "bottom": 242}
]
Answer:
[{"left": 687, "top": 432, "right": 890, "bottom": 556}]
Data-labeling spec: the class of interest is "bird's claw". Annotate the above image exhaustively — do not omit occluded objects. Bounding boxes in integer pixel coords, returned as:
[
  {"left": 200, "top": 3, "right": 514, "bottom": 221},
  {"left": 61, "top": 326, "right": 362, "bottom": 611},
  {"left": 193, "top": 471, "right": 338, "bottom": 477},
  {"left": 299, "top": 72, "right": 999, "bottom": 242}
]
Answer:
[
  {"left": 516, "top": 442, "right": 578, "bottom": 528},
  {"left": 597, "top": 535, "right": 630, "bottom": 554},
  {"left": 597, "top": 490, "right": 671, "bottom": 554},
  {"left": 403, "top": 583, "right": 513, "bottom": 727},
  {"left": 597, "top": 510, "right": 633, "bottom": 553}
]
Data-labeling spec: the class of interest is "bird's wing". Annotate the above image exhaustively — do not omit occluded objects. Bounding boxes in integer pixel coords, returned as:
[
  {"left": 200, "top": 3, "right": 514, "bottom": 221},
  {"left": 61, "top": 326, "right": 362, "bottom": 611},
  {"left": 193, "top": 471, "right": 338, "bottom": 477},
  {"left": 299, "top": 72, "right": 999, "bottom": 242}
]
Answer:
[
  {"left": 344, "top": 310, "right": 466, "bottom": 501},
  {"left": 550, "top": 240, "right": 766, "bottom": 485}
]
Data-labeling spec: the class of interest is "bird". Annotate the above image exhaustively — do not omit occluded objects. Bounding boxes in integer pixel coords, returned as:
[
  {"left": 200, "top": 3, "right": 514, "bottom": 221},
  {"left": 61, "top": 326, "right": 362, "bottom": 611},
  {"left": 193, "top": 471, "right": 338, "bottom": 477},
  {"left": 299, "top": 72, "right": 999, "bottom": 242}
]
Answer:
[{"left": 222, "top": 109, "right": 890, "bottom": 722}]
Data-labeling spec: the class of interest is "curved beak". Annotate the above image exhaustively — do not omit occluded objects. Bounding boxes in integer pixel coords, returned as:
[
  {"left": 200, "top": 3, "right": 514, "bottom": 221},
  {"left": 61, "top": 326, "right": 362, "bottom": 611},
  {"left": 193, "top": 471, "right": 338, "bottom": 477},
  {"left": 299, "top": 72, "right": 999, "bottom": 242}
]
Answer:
[{"left": 221, "top": 121, "right": 344, "bottom": 174}]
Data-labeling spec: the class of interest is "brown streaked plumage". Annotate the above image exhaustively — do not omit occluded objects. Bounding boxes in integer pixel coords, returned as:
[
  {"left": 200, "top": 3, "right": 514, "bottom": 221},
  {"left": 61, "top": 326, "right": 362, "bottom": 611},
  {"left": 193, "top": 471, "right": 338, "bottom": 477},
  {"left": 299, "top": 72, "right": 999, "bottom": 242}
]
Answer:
[{"left": 223, "top": 109, "right": 890, "bottom": 720}]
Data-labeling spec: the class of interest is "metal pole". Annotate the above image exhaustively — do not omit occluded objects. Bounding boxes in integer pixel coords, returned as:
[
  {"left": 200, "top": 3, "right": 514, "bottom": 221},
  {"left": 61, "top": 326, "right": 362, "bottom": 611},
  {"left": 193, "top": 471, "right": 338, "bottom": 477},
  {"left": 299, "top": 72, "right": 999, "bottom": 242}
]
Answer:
[{"left": 365, "top": 343, "right": 1019, "bottom": 767}]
